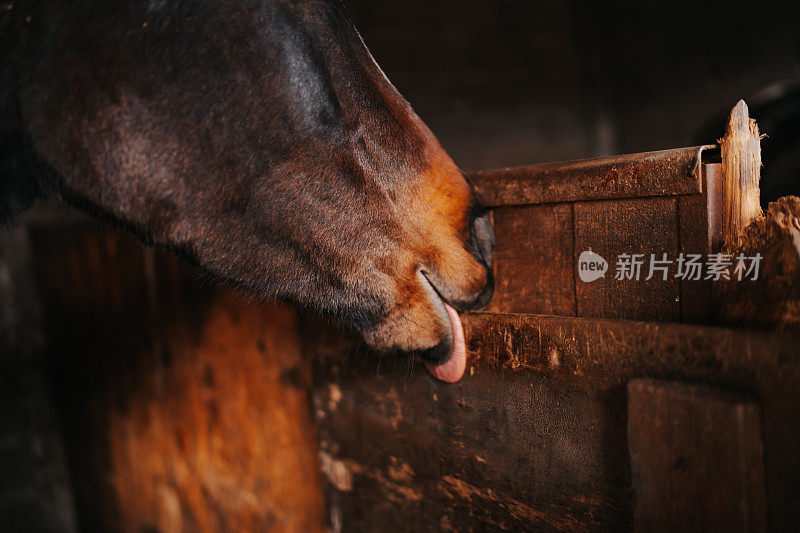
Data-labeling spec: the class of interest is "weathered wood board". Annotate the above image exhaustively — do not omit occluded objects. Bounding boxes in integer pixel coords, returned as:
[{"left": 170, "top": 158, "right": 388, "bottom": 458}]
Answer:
[
  {"left": 478, "top": 147, "right": 723, "bottom": 323},
  {"left": 627, "top": 379, "right": 767, "bottom": 532},
  {"left": 477, "top": 102, "right": 799, "bottom": 330},
  {"left": 28, "top": 216, "right": 326, "bottom": 532},
  {"left": 573, "top": 196, "right": 680, "bottom": 321},
  {"left": 472, "top": 146, "right": 707, "bottom": 207},
  {"left": 309, "top": 313, "right": 800, "bottom": 531},
  {"left": 488, "top": 203, "right": 575, "bottom": 315}
]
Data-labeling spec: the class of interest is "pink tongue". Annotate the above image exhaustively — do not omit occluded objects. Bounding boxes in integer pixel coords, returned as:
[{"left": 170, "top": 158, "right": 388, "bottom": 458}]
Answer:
[{"left": 425, "top": 303, "right": 467, "bottom": 383}]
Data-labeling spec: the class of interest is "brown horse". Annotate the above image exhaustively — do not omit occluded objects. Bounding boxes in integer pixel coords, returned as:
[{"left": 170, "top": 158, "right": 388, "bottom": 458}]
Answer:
[{"left": 1, "top": 0, "right": 494, "bottom": 382}]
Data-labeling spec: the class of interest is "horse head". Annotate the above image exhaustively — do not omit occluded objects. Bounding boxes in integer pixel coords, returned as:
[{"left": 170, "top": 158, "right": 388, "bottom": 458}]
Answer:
[{"left": 6, "top": 0, "right": 494, "bottom": 381}]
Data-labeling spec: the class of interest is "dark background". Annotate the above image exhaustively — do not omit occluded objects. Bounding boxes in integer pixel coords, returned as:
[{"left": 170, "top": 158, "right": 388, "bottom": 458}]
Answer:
[
  {"left": 2, "top": 1, "right": 799, "bottom": 529},
  {"left": 346, "top": 0, "right": 800, "bottom": 171}
]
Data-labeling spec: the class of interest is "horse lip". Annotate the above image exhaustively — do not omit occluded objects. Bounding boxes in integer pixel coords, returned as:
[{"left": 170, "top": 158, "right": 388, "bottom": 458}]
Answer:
[
  {"left": 419, "top": 269, "right": 436, "bottom": 294},
  {"left": 419, "top": 270, "right": 450, "bottom": 313},
  {"left": 418, "top": 270, "right": 456, "bottom": 341},
  {"left": 420, "top": 266, "right": 494, "bottom": 312},
  {"left": 417, "top": 270, "right": 468, "bottom": 382}
]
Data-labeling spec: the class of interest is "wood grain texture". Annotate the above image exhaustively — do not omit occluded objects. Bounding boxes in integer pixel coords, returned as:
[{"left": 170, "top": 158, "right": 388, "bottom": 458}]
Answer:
[
  {"left": 488, "top": 204, "right": 575, "bottom": 315},
  {"left": 308, "top": 319, "right": 630, "bottom": 532},
  {"left": 471, "top": 145, "right": 726, "bottom": 324},
  {"left": 676, "top": 163, "right": 723, "bottom": 323},
  {"left": 462, "top": 312, "right": 800, "bottom": 531},
  {"left": 309, "top": 312, "right": 800, "bottom": 531},
  {"left": 574, "top": 197, "right": 680, "bottom": 321},
  {"left": 721, "top": 100, "right": 763, "bottom": 249},
  {"left": 628, "top": 379, "right": 766, "bottom": 533},
  {"left": 29, "top": 219, "right": 325, "bottom": 533},
  {"left": 471, "top": 146, "right": 709, "bottom": 207},
  {"left": 676, "top": 193, "right": 713, "bottom": 322}
]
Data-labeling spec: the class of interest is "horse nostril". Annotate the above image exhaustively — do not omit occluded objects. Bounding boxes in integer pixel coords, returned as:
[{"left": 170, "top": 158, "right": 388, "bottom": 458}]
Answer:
[
  {"left": 471, "top": 211, "right": 495, "bottom": 268},
  {"left": 470, "top": 269, "right": 494, "bottom": 310}
]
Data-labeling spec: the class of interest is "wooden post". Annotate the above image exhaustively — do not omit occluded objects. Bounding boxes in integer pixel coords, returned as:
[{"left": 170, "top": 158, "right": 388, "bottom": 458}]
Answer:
[
  {"left": 720, "top": 100, "right": 763, "bottom": 249},
  {"left": 29, "top": 217, "right": 326, "bottom": 532},
  {"left": 627, "top": 379, "right": 767, "bottom": 532}
]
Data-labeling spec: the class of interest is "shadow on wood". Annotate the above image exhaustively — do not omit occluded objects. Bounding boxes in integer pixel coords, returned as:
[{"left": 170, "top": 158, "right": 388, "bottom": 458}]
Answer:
[{"left": 29, "top": 216, "right": 325, "bottom": 532}]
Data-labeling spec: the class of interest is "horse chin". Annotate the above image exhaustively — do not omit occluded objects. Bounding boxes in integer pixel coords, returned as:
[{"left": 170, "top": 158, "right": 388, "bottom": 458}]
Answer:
[{"left": 359, "top": 274, "right": 467, "bottom": 383}]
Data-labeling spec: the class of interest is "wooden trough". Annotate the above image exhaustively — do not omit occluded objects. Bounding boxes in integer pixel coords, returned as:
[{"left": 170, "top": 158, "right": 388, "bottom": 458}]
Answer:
[{"left": 27, "top": 102, "right": 800, "bottom": 531}]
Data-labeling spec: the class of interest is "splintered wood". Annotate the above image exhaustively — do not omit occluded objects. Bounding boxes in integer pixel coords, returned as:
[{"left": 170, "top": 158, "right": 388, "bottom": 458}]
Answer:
[
  {"left": 474, "top": 101, "right": 800, "bottom": 330},
  {"left": 720, "top": 100, "right": 763, "bottom": 249},
  {"left": 474, "top": 145, "right": 722, "bottom": 323},
  {"left": 720, "top": 196, "right": 800, "bottom": 329}
]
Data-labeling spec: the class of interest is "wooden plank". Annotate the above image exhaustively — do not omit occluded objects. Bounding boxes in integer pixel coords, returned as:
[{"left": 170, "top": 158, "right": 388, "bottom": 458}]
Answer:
[
  {"left": 485, "top": 181, "right": 722, "bottom": 323},
  {"left": 309, "top": 312, "right": 800, "bottom": 531},
  {"left": 573, "top": 197, "right": 680, "bottom": 321},
  {"left": 459, "top": 311, "right": 800, "bottom": 398},
  {"left": 470, "top": 144, "right": 728, "bottom": 324},
  {"left": 461, "top": 312, "right": 800, "bottom": 531},
  {"left": 705, "top": 163, "right": 725, "bottom": 253},
  {"left": 677, "top": 163, "right": 722, "bottom": 323},
  {"left": 479, "top": 162, "right": 723, "bottom": 323},
  {"left": 488, "top": 203, "right": 575, "bottom": 315},
  {"left": 308, "top": 319, "right": 631, "bottom": 532},
  {"left": 627, "top": 379, "right": 767, "bottom": 533},
  {"left": 676, "top": 193, "right": 712, "bottom": 322},
  {"left": 471, "top": 146, "right": 711, "bottom": 207},
  {"left": 29, "top": 219, "right": 326, "bottom": 532}
]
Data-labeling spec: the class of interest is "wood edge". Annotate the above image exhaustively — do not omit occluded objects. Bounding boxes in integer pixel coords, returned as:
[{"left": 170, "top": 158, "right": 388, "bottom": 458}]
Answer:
[
  {"left": 470, "top": 145, "right": 713, "bottom": 207},
  {"left": 720, "top": 100, "right": 763, "bottom": 249}
]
